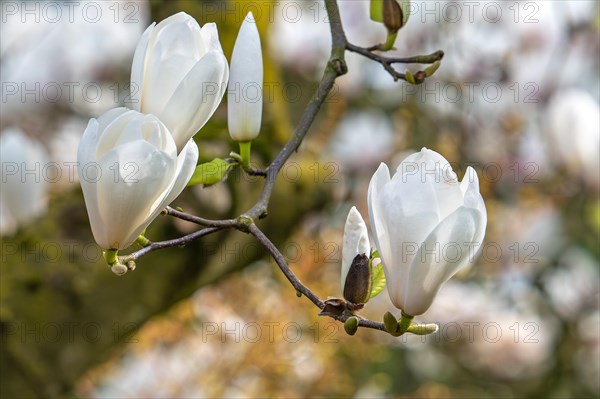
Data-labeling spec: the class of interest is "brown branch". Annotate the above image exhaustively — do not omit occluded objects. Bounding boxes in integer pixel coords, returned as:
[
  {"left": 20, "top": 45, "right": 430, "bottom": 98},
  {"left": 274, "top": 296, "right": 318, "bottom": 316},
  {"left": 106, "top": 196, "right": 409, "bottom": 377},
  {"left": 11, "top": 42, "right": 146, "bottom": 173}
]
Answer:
[
  {"left": 165, "top": 206, "right": 237, "bottom": 227},
  {"left": 346, "top": 43, "right": 444, "bottom": 82},
  {"left": 248, "top": 223, "right": 324, "bottom": 308},
  {"left": 121, "top": 227, "right": 224, "bottom": 262},
  {"left": 247, "top": 223, "right": 386, "bottom": 333}
]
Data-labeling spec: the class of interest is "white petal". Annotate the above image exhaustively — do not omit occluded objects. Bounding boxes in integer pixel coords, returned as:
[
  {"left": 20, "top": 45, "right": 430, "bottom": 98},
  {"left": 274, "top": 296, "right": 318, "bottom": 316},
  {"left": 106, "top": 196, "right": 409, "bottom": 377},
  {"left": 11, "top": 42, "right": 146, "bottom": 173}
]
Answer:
[
  {"left": 96, "top": 108, "right": 130, "bottom": 133},
  {"left": 158, "top": 139, "right": 199, "bottom": 209},
  {"left": 200, "top": 23, "right": 225, "bottom": 54},
  {"left": 396, "top": 147, "right": 463, "bottom": 220},
  {"left": 460, "top": 166, "right": 487, "bottom": 251},
  {"left": 130, "top": 22, "right": 155, "bottom": 112},
  {"left": 228, "top": 12, "right": 263, "bottom": 141},
  {"left": 403, "top": 206, "right": 483, "bottom": 315},
  {"left": 132, "top": 139, "right": 199, "bottom": 242},
  {"left": 377, "top": 163, "right": 442, "bottom": 308},
  {"left": 78, "top": 118, "right": 107, "bottom": 246},
  {"left": 142, "top": 14, "right": 207, "bottom": 113},
  {"left": 95, "top": 140, "right": 176, "bottom": 249},
  {"left": 341, "top": 206, "right": 370, "bottom": 291},
  {"left": 160, "top": 50, "right": 228, "bottom": 151},
  {"left": 95, "top": 109, "right": 138, "bottom": 158},
  {"left": 368, "top": 163, "right": 404, "bottom": 307}
]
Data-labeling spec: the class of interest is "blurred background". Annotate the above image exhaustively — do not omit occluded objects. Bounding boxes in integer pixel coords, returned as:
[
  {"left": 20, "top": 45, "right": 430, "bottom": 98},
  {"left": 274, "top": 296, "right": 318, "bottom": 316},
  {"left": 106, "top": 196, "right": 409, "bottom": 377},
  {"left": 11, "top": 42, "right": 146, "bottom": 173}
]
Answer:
[{"left": 1, "top": 0, "right": 599, "bottom": 398}]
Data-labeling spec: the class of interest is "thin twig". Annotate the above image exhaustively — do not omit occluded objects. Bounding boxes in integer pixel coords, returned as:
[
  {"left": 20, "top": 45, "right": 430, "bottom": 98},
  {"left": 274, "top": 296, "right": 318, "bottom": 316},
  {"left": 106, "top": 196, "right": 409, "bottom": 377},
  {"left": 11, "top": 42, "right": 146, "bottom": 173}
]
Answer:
[
  {"left": 248, "top": 223, "right": 386, "bottom": 332},
  {"left": 223, "top": 157, "right": 268, "bottom": 177},
  {"left": 248, "top": 223, "right": 324, "bottom": 308},
  {"left": 166, "top": 206, "right": 237, "bottom": 227},
  {"left": 346, "top": 43, "right": 444, "bottom": 82},
  {"left": 242, "top": 165, "right": 268, "bottom": 177},
  {"left": 122, "top": 227, "right": 224, "bottom": 262}
]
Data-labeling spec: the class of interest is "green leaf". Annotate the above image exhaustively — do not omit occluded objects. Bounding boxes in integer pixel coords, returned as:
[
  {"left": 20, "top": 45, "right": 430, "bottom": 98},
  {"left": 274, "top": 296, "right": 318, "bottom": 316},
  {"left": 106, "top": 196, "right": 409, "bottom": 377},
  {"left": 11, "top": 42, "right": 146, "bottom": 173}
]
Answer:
[
  {"left": 369, "top": 260, "right": 386, "bottom": 299},
  {"left": 187, "top": 158, "right": 233, "bottom": 187},
  {"left": 370, "top": 0, "right": 384, "bottom": 22}
]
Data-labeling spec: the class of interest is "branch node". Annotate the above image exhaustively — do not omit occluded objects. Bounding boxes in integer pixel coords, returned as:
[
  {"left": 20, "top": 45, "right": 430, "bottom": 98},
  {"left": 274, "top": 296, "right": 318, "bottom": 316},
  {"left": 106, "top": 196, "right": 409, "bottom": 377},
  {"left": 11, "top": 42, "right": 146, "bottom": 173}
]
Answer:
[
  {"left": 330, "top": 57, "right": 348, "bottom": 76},
  {"left": 237, "top": 215, "right": 255, "bottom": 233}
]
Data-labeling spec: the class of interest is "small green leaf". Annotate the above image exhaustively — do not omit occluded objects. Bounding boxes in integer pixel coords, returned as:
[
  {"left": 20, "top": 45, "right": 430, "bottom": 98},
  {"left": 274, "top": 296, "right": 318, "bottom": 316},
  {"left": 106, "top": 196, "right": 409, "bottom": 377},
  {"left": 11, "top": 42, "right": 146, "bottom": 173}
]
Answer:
[
  {"left": 369, "top": 261, "right": 386, "bottom": 299},
  {"left": 424, "top": 60, "right": 441, "bottom": 77},
  {"left": 370, "top": 0, "right": 384, "bottom": 22},
  {"left": 187, "top": 158, "right": 233, "bottom": 187}
]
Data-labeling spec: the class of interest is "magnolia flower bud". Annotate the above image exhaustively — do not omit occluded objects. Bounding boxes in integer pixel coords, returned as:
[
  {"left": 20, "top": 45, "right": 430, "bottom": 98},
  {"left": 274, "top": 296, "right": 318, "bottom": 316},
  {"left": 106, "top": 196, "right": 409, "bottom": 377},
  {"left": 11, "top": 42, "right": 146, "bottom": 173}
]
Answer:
[
  {"left": 228, "top": 12, "right": 263, "bottom": 142},
  {"left": 77, "top": 108, "right": 198, "bottom": 250},
  {"left": 368, "top": 148, "right": 487, "bottom": 316},
  {"left": 0, "top": 128, "right": 49, "bottom": 235},
  {"left": 131, "top": 12, "right": 229, "bottom": 152},
  {"left": 341, "top": 207, "right": 371, "bottom": 302}
]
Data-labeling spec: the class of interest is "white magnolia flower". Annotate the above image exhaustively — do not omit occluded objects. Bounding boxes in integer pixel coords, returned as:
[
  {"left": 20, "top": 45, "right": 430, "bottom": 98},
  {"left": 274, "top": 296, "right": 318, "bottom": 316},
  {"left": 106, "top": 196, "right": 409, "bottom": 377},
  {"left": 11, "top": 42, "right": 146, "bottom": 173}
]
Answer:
[
  {"left": 368, "top": 148, "right": 487, "bottom": 315},
  {"left": 77, "top": 108, "right": 198, "bottom": 250},
  {"left": 0, "top": 128, "right": 49, "bottom": 235},
  {"left": 228, "top": 12, "right": 263, "bottom": 142},
  {"left": 341, "top": 206, "right": 370, "bottom": 292},
  {"left": 131, "top": 12, "right": 229, "bottom": 152}
]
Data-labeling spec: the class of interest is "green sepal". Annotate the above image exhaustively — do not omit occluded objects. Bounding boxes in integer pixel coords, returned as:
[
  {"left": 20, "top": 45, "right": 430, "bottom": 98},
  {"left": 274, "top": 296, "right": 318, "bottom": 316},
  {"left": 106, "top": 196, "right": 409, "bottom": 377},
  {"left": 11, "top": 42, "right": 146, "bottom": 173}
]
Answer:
[
  {"left": 187, "top": 158, "right": 234, "bottom": 187},
  {"left": 383, "top": 311, "right": 401, "bottom": 336},
  {"left": 343, "top": 254, "right": 372, "bottom": 304},
  {"left": 370, "top": 0, "right": 384, "bottom": 22},
  {"left": 398, "top": 312, "right": 414, "bottom": 334}
]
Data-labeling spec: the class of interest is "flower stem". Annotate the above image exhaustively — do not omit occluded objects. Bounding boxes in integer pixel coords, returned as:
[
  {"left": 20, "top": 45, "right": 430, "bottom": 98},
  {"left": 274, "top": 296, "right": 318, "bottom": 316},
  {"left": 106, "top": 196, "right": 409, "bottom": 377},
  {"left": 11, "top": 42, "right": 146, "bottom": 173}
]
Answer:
[
  {"left": 239, "top": 141, "right": 251, "bottom": 168},
  {"left": 379, "top": 32, "right": 398, "bottom": 51},
  {"left": 104, "top": 249, "right": 118, "bottom": 265},
  {"left": 398, "top": 312, "right": 414, "bottom": 333}
]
